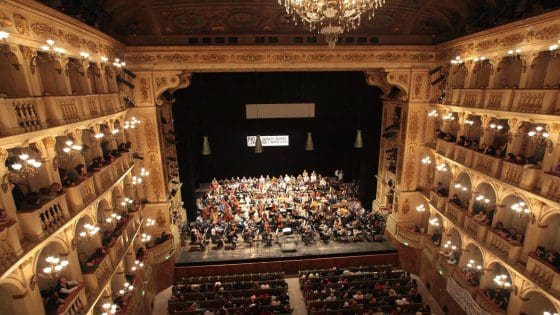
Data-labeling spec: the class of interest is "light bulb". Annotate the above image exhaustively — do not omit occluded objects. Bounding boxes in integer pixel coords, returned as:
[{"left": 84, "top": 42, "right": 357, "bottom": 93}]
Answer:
[
  {"left": 46, "top": 39, "right": 55, "bottom": 46},
  {"left": 19, "top": 153, "right": 29, "bottom": 160},
  {"left": 65, "top": 140, "right": 73, "bottom": 146},
  {"left": 80, "top": 52, "right": 90, "bottom": 58},
  {"left": 41, "top": 45, "right": 50, "bottom": 51},
  {"left": 62, "top": 147, "right": 71, "bottom": 153},
  {"left": 43, "top": 267, "right": 52, "bottom": 274},
  {"left": 0, "top": 31, "right": 9, "bottom": 40},
  {"left": 11, "top": 163, "right": 22, "bottom": 171}
]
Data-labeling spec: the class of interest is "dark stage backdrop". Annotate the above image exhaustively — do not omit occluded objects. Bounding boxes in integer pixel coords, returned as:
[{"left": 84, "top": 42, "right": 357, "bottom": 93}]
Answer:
[{"left": 172, "top": 72, "right": 383, "bottom": 218}]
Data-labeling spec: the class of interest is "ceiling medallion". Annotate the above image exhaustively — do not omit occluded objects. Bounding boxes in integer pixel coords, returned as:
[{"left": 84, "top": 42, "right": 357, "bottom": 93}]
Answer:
[{"left": 278, "top": 0, "right": 385, "bottom": 48}]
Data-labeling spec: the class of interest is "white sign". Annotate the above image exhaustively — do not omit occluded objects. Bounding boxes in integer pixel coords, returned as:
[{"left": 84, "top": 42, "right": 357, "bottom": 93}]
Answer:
[{"left": 247, "top": 136, "right": 289, "bottom": 147}]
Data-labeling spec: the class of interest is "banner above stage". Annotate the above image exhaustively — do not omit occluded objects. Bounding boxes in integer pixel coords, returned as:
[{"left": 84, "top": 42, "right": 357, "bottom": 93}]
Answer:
[{"left": 247, "top": 135, "right": 290, "bottom": 147}]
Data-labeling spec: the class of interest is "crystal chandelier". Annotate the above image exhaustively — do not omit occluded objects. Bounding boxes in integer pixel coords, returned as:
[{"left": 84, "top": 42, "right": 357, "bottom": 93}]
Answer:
[{"left": 278, "top": 0, "right": 386, "bottom": 48}]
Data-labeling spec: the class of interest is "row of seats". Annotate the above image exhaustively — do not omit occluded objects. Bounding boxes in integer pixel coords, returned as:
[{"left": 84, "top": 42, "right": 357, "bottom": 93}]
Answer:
[
  {"left": 299, "top": 266, "right": 431, "bottom": 315},
  {"left": 169, "top": 272, "right": 292, "bottom": 314}
]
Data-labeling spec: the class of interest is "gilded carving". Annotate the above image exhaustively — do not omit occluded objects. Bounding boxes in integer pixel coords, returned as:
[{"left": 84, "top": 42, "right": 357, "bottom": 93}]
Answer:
[
  {"left": 401, "top": 198, "right": 410, "bottom": 215},
  {"left": 0, "top": 12, "right": 13, "bottom": 27},
  {"left": 140, "top": 78, "right": 149, "bottom": 101},
  {"left": 408, "top": 112, "right": 419, "bottom": 143},
  {"left": 144, "top": 118, "right": 157, "bottom": 152},
  {"left": 533, "top": 24, "right": 560, "bottom": 40},
  {"left": 42, "top": 136, "right": 56, "bottom": 148},
  {"left": 64, "top": 33, "right": 81, "bottom": 48},
  {"left": 13, "top": 14, "right": 29, "bottom": 35},
  {"left": 155, "top": 77, "right": 167, "bottom": 90},
  {"left": 30, "top": 23, "right": 60, "bottom": 40},
  {"left": 413, "top": 75, "right": 423, "bottom": 97}
]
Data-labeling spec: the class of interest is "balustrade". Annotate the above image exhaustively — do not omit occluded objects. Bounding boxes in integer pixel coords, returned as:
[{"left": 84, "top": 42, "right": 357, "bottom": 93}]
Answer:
[
  {"left": 485, "top": 229, "right": 522, "bottom": 263},
  {"left": 527, "top": 253, "right": 560, "bottom": 291},
  {"left": 430, "top": 191, "right": 447, "bottom": 210},
  {"left": 450, "top": 89, "right": 462, "bottom": 105},
  {"left": 0, "top": 93, "right": 123, "bottom": 137},
  {"left": 445, "top": 202, "right": 467, "bottom": 227},
  {"left": 482, "top": 89, "right": 514, "bottom": 111},
  {"left": 512, "top": 89, "right": 559, "bottom": 114},
  {"left": 83, "top": 247, "right": 113, "bottom": 294},
  {"left": 0, "top": 218, "right": 20, "bottom": 273},
  {"left": 461, "top": 89, "right": 485, "bottom": 108},
  {"left": 500, "top": 161, "right": 540, "bottom": 190},
  {"left": 453, "top": 145, "right": 474, "bottom": 167},
  {"left": 17, "top": 194, "right": 70, "bottom": 241},
  {"left": 463, "top": 214, "right": 488, "bottom": 242},
  {"left": 57, "top": 283, "right": 86, "bottom": 315},
  {"left": 436, "top": 139, "right": 455, "bottom": 157},
  {"left": 472, "top": 151, "right": 502, "bottom": 177},
  {"left": 541, "top": 172, "right": 560, "bottom": 203},
  {"left": 146, "top": 236, "right": 176, "bottom": 264},
  {"left": 92, "top": 162, "right": 118, "bottom": 194},
  {"left": 394, "top": 225, "right": 425, "bottom": 249},
  {"left": 450, "top": 267, "right": 478, "bottom": 296},
  {"left": 65, "top": 176, "right": 96, "bottom": 213},
  {"left": 475, "top": 290, "right": 507, "bottom": 315}
]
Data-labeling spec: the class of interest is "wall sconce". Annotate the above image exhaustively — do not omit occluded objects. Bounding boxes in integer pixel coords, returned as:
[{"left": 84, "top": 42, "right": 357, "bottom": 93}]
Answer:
[
  {"left": 464, "top": 119, "right": 475, "bottom": 126},
  {"left": 131, "top": 259, "right": 144, "bottom": 272},
  {"left": 101, "top": 303, "right": 118, "bottom": 315},
  {"left": 450, "top": 56, "right": 464, "bottom": 65},
  {"left": 139, "top": 167, "right": 150, "bottom": 177},
  {"left": 453, "top": 183, "right": 469, "bottom": 192},
  {"left": 507, "top": 48, "right": 522, "bottom": 57},
  {"left": 42, "top": 256, "right": 69, "bottom": 276},
  {"left": 416, "top": 204, "right": 427, "bottom": 212},
  {"left": 113, "top": 58, "right": 126, "bottom": 68},
  {"left": 466, "top": 259, "right": 483, "bottom": 271},
  {"left": 473, "top": 56, "right": 486, "bottom": 62},
  {"left": 475, "top": 194, "right": 491, "bottom": 204},
  {"left": 493, "top": 274, "right": 516, "bottom": 293},
  {"left": 131, "top": 175, "right": 143, "bottom": 185},
  {"left": 123, "top": 117, "right": 141, "bottom": 129},
  {"left": 429, "top": 217, "right": 440, "bottom": 227},
  {"left": 436, "top": 163, "right": 448, "bottom": 172},
  {"left": 62, "top": 139, "right": 83, "bottom": 153},
  {"left": 511, "top": 201, "right": 535, "bottom": 223},
  {"left": 105, "top": 213, "right": 122, "bottom": 223},
  {"left": 111, "top": 129, "right": 120, "bottom": 135},
  {"left": 528, "top": 125, "right": 553, "bottom": 153},
  {"left": 550, "top": 40, "right": 560, "bottom": 58},
  {"left": 0, "top": 31, "right": 9, "bottom": 54},
  {"left": 145, "top": 218, "right": 155, "bottom": 227},
  {"left": 428, "top": 110, "right": 438, "bottom": 118},
  {"left": 120, "top": 197, "right": 134, "bottom": 207},
  {"left": 6, "top": 150, "right": 42, "bottom": 181},
  {"left": 140, "top": 233, "right": 152, "bottom": 243},
  {"left": 79, "top": 223, "right": 100, "bottom": 238},
  {"left": 94, "top": 132, "right": 104, "bottom": 139},
  {"left": 544, "top": 312, "right": 559, "bottom": 315},
  {"left": 421, "top": 156, "right": 432, "bottom": 165},
  {"left": 442, "top": 113, "right": 455, "bottom": 121},
  {"left": 443, "top": 240, "right": 458, "bottom": 251}
]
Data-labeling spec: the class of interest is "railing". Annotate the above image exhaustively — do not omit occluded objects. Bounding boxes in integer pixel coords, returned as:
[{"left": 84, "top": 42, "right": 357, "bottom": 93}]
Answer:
[
  {"left": 117, "top": 269, "right": 146, "bottom": 315},
  {"left": 0, "top": 219, "right": 20, "bottom": 273},
  {"left": 453, "top": 145, "right": 474, "bottom": 167},
  {"left": 394, "top": 225, "right": 425, "bottom": 249},
  {"left": 541, "top": 172, "right": 560, "bottom": 203},
  {"left": 472, "top": 151, "right": 502, "bottom": 177},
  {"left": 92, "top": 162, "right": 118, "bottom": 194},
  {"left": 463, "top": 214, "right": 488, "bottom": 242},
  {"left": 83, "top": 248, "right": 113, "bottom": 294},
  {"left": 450, "top": 267, "right": 478, "bottom": 296},
  {"left": 450, "top": 89, "right": 463, "bottom": 105},
  {"left": 65, "top": 176, "right": 96, "bottom": 213},
  {"left": 527, "top": 253, "right": 560, "bottom": 290},
  {"left": 500, "top": 161, "right": 540, "bottom": 190},
  {"left": 430, "top": 191, "right": 447, "bottom": 210},
  {"left": 146, "top": 236, "right": 176, "bottom": 264},
  {"left": 485, "top": 229, "right": 522, "bottom": 263},
  {"left": 17, "top": 194, "right": 70, "bottom": 241},
  {"left": 483, "top": 89, "right": 514, "bottom": 111},
  {"left": 436, "top": 139, "right": 455, "bottom": 157},
  {"left": 445, "top": 202, "right": 467, "bottom": 227},
  {"left": 475, "top": 290, "right": 507, "bottom": 315},
  {"left": 57, "top": 283, "right": 86, "bottom": 315},
  {"left": 511, "top": 89, "right": 559, "bottom": 114},
  {"left": 0, "top": 93, "right": 123, "bottom": 137},
  {"left": 461, "top": 89, "right": 485, "bottom": 108}
]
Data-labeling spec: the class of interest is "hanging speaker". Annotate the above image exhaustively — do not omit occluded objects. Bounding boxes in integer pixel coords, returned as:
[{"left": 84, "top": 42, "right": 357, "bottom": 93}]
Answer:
[
  {"left": 305, "top": 132, "right": 314, "bottom": 151},
  {"left": 202, "top": 136, "right": 211, "bottom": 155},
  {"left": 254, "top": 135, "right": 263, "bottom": 153},
  {"left": 354, "top": 130, "right": 363, "bottom": 148}
]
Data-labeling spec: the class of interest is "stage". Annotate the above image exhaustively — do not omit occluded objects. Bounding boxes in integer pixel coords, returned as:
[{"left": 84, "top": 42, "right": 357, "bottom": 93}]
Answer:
[{"left": 174, "top": 238, "right": 398, "bottom": 278}]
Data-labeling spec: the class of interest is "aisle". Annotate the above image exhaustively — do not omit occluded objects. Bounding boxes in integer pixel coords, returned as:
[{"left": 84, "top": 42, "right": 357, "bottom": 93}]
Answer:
[{"left": 286, "top": 277, "right": 308, "bottom": 315}]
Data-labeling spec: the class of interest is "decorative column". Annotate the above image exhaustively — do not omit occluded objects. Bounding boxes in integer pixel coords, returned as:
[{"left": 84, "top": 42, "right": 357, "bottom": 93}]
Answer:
[
  {"left": 27, "top": 137, "right": 61, "bottom": 191},
  {"left": 479, "top": 115, "right": 495, "bottom": 146},
  {"left": 487, "top": 57, "right": 503, "bottom": 89},
  {"left": 18, "top": 46, "right": 44, "bottom": 96},
  {"left": 506, "top": 118, "right": 525, "bottom": 156},
  {"left": 518, "top": 52, "right": 540, "bottom": 89}
]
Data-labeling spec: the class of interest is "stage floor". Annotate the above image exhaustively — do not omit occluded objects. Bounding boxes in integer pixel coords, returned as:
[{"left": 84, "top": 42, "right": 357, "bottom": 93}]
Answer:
[{"left": 176, "top": 239, "right": 397, "bottom": 266}]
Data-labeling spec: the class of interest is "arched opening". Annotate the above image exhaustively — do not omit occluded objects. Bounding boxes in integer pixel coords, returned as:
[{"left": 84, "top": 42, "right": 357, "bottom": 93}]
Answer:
[
  {"left": 450, "top": 172, "right": 471, "bottom": 209},
  {"left": 533, "top": 213, "right": 560, "bottom": 269},
  {"left": 449, "top": 64, "right": 467, "bottom": 89},
  {"left": 491, "top": 194, "right": 529, "bottom": 244},
  {"left": 441, "top": 227, "right": 462, "bottom": 265},
  {"left": 528, "top": 51, "right": 560, "bottom": 89},
  {"left": 433, "top": 162, "right": 451, "bottom": 197},
  {"left": 458, "top": 115, "right": 483, "bottom": 146},
  {"left": 520, "top": 291, "right": 558, "bottom": 315},
  {"left": 428, "top": 212, "right": 443, "bottom": 246},
  {"left": 56, "top": 134, "right": 87, "bottom": 188},
  {"left": 481, "top": 262, "right": 512, "bottom": 312},
  {"left": 495, "top": 57, "right": 522, "bottom": 89},
  {"left": 471, "top": 182, "right": 497, "bottom": 226},
  {"left": 472, "top": 60, "right": 492, "bottom": 89},
  {"left": 36, "top": 53, "right": 68, "bottom": 96},
  {"left": 486, "top": 118, "right": 509, "bottom": 158},
  {"left": 75, "top": 215, "right": 103, "bottom": 275},
  {"left": 67, "top": 58, "right": 90, "bottom": 95},
  {"left": 0, "top": 51, "right": 29, "bottom": 97},
  {"left": 509, "top": 122, "right": 551, "bottom": 166},
  {"left": 460, "top": 243, "right": 484, "bottom": 287}
]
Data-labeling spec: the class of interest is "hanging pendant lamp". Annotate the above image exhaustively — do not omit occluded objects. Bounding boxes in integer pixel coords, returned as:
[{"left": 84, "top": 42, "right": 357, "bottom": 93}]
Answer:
[
  {"left": 254, "top": 135, "right": 263, "bottom": 153},
  {"left": 354, "top": 130, "right": 363, "bottom": 149},
  {"left": 305, "top": 132, "right": 314, "bottom": 151},
  {"left": 202, "top": 136, "right": 212, "bottom": 155}
]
